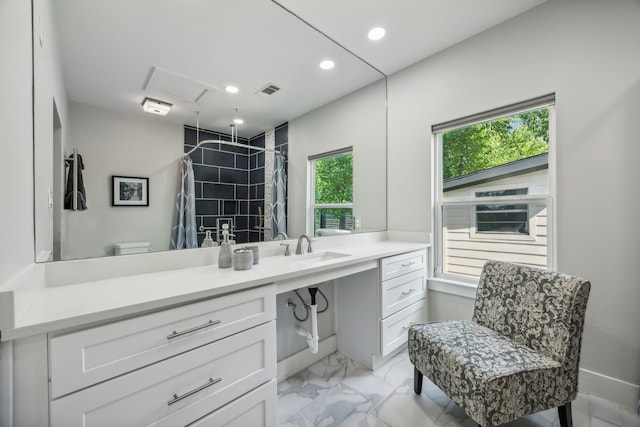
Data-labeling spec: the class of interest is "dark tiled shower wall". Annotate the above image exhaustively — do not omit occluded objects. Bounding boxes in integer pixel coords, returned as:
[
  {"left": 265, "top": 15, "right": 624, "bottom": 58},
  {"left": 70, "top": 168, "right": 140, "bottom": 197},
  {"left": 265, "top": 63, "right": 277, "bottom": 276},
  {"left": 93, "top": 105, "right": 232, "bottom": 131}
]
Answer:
[
  {"left": 184, "top": 124, "right": 288, "bottom": 246},
  {"left": 184, "top": 127, "right": 250, "bottom": 245}
]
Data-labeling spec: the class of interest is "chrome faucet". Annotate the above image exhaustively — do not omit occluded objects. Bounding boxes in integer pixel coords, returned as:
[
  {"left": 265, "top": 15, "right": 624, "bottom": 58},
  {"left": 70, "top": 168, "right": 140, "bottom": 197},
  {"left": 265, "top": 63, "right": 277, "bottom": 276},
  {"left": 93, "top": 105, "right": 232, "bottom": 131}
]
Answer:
[
  {"left": 273, "top": 232, "right": 288, "bottom": 240},
  {"left": 295, "top": 234, "right": 313, "bottom": 254},
  {"left": 280, "top": 243, "right": 290, "bottom": 256}
]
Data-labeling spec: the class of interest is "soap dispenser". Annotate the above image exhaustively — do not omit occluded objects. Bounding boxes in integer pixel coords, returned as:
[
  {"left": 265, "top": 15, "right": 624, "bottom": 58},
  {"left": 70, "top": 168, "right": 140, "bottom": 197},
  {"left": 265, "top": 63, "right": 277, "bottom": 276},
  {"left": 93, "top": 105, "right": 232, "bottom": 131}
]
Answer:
[
  {"left": 217, "top": 224, "right": 233, "bottom": 268},
  {"left": 201, "top": 230, "right": 218, "bottom": 248}
]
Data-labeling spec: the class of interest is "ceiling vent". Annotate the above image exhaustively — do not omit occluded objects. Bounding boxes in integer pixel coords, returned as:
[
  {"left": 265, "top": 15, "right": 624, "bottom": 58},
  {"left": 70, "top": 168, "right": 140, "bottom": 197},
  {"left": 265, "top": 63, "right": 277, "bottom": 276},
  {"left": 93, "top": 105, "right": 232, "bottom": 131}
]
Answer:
[
  {"left": 144, "top": 66, "right": 218, "bottom": 104},
  {"left": 256, "top": 84, "right": 280, "bottom": 97}
]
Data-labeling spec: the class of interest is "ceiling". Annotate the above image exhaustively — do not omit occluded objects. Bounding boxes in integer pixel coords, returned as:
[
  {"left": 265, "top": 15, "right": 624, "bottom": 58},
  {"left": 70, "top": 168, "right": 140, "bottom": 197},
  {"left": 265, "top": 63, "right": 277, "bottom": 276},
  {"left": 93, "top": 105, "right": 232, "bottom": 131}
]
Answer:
[
  {"left": 54, "top": 0, "right": 546, "bottom": 138},
  {"left": 276, "top": 0, "right": 547, "bottom": 76}
]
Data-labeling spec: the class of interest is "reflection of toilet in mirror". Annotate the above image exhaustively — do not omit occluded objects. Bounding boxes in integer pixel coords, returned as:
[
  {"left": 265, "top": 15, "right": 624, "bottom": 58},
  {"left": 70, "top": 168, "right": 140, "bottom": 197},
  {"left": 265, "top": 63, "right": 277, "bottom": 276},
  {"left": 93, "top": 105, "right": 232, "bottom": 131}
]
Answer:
[{"left": 113, "top": 241, "right": 151, "bottom": 256}]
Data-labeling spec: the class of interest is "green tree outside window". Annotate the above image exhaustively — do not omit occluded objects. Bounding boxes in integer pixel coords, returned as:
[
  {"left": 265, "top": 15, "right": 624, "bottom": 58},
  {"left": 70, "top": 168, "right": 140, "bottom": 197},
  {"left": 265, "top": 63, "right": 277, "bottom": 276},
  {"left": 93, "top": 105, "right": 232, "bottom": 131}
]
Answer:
[
  {"left": 312, "top": 152, "right": 353, "bottom": 233},
  {"left": 443, "top": 108, "right": 549, "bottom": 180},
  {"left": 315, "top": 153, "right": 353, "bottom": 203}
]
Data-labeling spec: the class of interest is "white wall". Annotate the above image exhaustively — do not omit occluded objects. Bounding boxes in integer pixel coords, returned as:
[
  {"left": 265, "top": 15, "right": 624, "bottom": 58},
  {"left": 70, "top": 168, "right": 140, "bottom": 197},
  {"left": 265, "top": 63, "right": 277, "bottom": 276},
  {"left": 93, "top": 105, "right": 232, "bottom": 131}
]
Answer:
[
  {"left": 32, "top": 0, "right": 69, "bottom": 262},
  {"left": 288, "top": 79, "right": 387, "bottom": 237},
  {"left": 0, "top": 1, "right": 34, "bottom": 420},
  {"left": 428, "top": 291, "right": 475, "bottom": 322},
  {"left": 63, "top": 102, "right": 182, "bottom": 259},
  {"left": 387, "top": 0, "right": 640, "bottom": 405},
  {"left": 0, "top": 0, "right": 34, "bottom": 284}
]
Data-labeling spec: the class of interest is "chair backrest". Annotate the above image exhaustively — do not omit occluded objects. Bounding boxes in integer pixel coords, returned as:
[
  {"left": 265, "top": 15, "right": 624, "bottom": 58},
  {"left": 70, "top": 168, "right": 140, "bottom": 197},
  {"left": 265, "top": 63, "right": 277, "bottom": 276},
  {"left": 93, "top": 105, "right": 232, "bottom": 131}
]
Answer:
[{"left": 473, "top": 261, "right": 590, "bottom": 382}]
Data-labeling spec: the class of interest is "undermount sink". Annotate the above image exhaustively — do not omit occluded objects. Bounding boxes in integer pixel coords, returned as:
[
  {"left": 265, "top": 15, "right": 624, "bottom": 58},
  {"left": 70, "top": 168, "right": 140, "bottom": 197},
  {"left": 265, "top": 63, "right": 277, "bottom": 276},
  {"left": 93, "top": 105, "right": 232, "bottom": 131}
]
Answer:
[{"left": 290, "top": 251, "right": 351, "bottom": 266}]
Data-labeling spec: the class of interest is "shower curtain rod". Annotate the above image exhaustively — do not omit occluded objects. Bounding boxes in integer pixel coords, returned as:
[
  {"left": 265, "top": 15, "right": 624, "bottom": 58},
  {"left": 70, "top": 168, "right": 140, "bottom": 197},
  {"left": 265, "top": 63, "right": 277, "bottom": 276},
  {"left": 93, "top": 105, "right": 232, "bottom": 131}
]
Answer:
[
  {"left": 183, "top": 139, "right": 284, "bottom": 158},
  {"left": 184, "top": 113, "right": 284, "bottom": 158}
]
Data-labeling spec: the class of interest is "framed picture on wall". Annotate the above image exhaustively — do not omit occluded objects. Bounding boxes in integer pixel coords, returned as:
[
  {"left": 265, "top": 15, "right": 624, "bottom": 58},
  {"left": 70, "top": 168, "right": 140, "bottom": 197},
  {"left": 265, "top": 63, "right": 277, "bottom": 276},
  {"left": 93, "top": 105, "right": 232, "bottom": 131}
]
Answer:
[{"left": 112, "top": 176, "right": 149, "bottom": 206}]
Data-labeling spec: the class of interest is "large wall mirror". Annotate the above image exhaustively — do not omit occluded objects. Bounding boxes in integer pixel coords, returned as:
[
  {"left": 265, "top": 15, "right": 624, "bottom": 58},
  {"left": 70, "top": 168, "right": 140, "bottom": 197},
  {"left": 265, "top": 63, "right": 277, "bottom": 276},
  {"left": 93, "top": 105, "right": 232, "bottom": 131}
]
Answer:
[{"left": 33, "top": 0, "right": 387, "bottom": 262}]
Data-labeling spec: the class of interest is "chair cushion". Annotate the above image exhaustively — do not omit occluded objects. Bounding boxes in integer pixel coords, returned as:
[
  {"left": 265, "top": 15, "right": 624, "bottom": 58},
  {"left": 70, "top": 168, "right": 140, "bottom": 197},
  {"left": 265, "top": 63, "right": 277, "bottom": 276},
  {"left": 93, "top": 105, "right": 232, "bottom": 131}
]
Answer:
[{"left": 409, "top": 320, "right": 564, "bottom": 426}]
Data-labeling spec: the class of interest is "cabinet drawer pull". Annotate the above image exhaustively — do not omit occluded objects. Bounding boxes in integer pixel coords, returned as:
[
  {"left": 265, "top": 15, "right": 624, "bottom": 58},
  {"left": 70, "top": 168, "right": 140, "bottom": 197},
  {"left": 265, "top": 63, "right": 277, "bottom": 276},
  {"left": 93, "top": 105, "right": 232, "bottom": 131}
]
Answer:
[
  {"left": 401, "top": 261, "right": 415, "bottom": 267},
  {"left": 167, "top": 377, "right": 222, "bottom": 406},
  {"left": 167, "top": 319, "right": 221, "bottom": 340},
  {"left": 400, "top": 322, "right": 419, "bottom": 333},
  {"left": 401, "top": 288, "right": 416, "bottom": 296}
]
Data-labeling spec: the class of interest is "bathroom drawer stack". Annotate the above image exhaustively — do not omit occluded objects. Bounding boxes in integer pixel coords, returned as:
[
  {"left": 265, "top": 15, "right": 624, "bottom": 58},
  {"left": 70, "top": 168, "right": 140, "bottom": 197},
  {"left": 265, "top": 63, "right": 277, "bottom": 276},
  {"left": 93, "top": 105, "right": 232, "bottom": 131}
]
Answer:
[
  {"left": 48, "top": 285, "right": 277, "bottom": 427},
  {"left": 379, "top": 250, "right": 427, "bottom": 356},
  {"left": 336, "top": 248, "right": 427, "bottom": 369}
]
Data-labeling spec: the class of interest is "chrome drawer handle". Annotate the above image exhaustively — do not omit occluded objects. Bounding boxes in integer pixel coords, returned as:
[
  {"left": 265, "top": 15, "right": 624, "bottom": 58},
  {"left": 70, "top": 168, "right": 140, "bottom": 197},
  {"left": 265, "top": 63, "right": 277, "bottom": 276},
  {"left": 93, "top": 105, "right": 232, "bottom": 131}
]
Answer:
[
  {"left": 167, "top": 319, "right": 221, "bottom": 340},
  {"left": 401, "top": 262, "right": 415, "bottom": 267},
  {"left": 401, "top": 322, "right": 419, "bottom": 333},
  {"left": 167, "top": 377, "right": 222, "bottom": 406},
  {"left": 401, "top": 288, "right": 416, "bottom": 296}
]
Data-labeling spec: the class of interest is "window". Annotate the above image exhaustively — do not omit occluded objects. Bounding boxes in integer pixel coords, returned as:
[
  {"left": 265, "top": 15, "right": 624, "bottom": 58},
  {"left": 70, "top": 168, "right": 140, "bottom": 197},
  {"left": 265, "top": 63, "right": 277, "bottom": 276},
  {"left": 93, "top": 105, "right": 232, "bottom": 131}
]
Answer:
[
  {"left": 434, "top": 95, "right": 555, "bottom": 281},
  {"left": 309, "top": 148, "right": 353, "bottom": 236},
  {"left": 476, "top": 188, "right": 529, "bottom": 234}
]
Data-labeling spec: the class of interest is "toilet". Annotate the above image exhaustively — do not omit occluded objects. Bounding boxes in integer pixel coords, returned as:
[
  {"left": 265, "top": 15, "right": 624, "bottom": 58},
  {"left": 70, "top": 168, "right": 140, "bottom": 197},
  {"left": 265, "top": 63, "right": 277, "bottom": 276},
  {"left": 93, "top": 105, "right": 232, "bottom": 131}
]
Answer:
[{"left": 113, "top": 241, "right": 151, "bottom": 255}]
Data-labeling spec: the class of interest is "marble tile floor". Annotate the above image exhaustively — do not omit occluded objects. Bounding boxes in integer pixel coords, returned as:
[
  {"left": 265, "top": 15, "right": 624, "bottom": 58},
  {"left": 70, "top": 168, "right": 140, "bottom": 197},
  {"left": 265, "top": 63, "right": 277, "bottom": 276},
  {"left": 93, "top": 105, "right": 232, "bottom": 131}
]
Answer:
[{"left": 277, "top": 351, "right": 640, "bottom": 427}]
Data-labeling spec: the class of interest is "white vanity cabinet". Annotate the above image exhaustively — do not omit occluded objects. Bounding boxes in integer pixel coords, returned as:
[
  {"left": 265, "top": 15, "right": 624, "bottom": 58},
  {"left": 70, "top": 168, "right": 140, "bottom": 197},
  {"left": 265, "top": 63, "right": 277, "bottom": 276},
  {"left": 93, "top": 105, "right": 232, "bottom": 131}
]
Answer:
[
  {"left": 336, "top": 249, "right": 427, "bottom": 369},
  {"left": 378, "top": 250, "right": 427, "bottom": 357},
  {"left": 48, "top": 284, "right": 277, "bottom": 427},
  {"left": 2, "top": 240, "right": 431, "bottom": 426}
]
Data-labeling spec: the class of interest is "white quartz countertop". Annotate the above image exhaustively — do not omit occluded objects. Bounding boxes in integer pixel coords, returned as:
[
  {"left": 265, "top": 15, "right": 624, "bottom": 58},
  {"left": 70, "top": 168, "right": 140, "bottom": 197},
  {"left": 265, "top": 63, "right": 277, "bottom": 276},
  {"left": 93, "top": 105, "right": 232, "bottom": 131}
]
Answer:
[{"left": 2, "top": 240, "right": 428, "bottom": 341}]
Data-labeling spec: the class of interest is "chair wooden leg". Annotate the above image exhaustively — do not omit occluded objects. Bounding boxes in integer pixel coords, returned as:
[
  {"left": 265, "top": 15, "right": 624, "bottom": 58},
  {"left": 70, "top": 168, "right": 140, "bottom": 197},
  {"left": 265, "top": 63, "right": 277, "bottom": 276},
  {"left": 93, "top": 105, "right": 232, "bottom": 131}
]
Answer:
[
  {"left": 558, "top": 402, "right": 573, "bottom": 427},
  {"left": 413, "top": 367, "right": 423, "bottom": 394}
]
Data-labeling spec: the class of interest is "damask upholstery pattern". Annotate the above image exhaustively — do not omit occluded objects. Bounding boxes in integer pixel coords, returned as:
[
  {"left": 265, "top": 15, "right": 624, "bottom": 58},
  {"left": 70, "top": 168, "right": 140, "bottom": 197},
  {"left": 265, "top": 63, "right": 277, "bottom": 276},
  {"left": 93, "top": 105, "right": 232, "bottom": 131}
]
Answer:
[{"left": 409, "top": 261, "right": 590, "bottom": 426}]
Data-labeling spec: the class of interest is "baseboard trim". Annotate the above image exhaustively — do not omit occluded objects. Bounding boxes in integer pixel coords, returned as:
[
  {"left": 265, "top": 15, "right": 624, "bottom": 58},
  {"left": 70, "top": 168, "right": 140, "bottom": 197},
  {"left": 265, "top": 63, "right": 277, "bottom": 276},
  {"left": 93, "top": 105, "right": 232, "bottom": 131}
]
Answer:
[
  {"left": 277, "top": 335, "right": 337, "bottom": 382},
  {"left": 580, "top": 367, "right": 639, "bottom": 412}
]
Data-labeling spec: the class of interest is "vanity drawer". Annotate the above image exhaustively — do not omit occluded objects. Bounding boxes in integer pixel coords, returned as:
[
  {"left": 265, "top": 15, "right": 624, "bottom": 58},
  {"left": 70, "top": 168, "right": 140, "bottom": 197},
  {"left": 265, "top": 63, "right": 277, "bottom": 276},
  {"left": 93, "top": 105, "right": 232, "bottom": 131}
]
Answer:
[
  {"left": 380, "top": 250, "right": 426, "bottom": 281},
  {"left": 50, "top": 321, "right": 276, "bottom": 427},
  {"left": 380, "top": 269, "right": 426, "bottom": 318},
  {"left": 187, "top": 379, "right": 276, "bottom": 427},
  {"left": 380, "top": 299, "right": 425, "bottom": 356},
  {"left": 49, "top": 284, "right": 276, "bottom": 398}
]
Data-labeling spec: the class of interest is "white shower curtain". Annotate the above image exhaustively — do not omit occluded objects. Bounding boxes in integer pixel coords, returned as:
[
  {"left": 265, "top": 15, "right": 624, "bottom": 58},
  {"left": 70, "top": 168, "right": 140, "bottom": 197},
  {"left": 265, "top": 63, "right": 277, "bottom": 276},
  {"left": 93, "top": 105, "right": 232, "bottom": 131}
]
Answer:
[
  {"left": 170, "top": 157, "right": 197, "bottom": 249},
  {"left": 270, "top": 154, "right": 287, "bottom": 239}
]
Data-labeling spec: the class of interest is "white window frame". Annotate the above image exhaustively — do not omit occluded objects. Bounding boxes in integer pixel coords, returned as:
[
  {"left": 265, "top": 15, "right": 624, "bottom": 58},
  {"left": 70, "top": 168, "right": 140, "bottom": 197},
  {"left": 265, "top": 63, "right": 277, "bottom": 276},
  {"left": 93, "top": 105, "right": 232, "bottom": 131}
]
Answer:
[
  {"left": 432, "top": 96, "right": 556, "bottom": 284},
  {"left": 307, "top": 148, "right": 353, "bottom": 235}
]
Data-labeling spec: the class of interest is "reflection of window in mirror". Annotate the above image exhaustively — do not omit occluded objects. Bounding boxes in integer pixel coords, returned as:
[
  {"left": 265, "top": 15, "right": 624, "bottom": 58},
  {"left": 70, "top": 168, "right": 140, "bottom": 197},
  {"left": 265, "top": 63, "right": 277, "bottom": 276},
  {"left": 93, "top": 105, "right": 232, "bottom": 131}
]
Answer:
[{"left": 309, "top": 148, "right": 353, "bottom": 237}]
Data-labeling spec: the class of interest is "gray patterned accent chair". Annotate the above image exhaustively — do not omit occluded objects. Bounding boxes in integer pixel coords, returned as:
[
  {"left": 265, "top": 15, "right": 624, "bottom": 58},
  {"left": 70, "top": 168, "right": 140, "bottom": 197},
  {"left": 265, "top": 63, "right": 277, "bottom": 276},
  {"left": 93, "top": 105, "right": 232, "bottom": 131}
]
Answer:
[{"left": 408, "top": 261, "right": 590, "bottom": 427}]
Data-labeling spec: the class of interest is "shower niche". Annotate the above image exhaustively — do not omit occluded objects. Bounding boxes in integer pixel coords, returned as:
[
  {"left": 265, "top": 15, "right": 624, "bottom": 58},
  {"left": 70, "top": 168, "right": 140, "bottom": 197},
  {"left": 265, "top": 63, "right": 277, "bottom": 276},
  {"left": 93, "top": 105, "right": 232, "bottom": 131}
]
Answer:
[{"left": 184, "top": 124, "right": 289, "bottom": 246}]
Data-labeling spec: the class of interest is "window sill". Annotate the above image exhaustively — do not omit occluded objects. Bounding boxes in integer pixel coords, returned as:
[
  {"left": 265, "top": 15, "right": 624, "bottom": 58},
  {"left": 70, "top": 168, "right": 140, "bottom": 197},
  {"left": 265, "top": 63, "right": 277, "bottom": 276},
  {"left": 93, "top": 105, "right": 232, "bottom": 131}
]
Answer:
[{"left": 428, "top": 276, "right": 478, "bottom": 299}]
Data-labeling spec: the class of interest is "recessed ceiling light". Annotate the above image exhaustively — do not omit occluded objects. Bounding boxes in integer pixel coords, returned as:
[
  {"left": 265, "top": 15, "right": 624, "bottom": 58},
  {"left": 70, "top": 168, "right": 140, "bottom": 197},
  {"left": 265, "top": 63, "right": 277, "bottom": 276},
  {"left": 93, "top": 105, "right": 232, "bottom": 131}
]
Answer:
[
  {"left": 225, "top": 86, "right": 239, "bottom": 94},
  {"left": 233, "top": 118, "right": 244, "bottom": 125},
  {"left": 319, "top": 60, "right": 335, "bottom": 70},
  {"left": 368, "top": 27, "right": 386, "bottom": 41},
  {"left": 141, "top": 97, "right": 172, "bottom": 116}
]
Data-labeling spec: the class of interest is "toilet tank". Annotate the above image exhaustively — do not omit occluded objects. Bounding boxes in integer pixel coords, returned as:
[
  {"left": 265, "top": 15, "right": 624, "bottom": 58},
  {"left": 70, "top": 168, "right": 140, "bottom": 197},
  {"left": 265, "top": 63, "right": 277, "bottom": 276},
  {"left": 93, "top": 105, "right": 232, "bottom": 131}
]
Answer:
[{"left": 113, "top": 241, "right": 151, "bottom": 255}]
